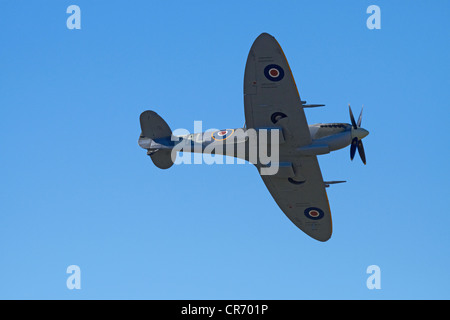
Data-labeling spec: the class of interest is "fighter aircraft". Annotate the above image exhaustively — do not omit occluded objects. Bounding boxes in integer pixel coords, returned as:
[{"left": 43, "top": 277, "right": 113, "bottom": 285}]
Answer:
[{"left": 138, "top": 33, "right": 369, "bottom": 241}]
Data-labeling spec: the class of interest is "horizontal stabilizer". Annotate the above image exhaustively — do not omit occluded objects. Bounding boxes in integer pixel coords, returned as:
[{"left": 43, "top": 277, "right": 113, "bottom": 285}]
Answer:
[{"left": 149, "top": 149, "right": 174, "bottom": 170}]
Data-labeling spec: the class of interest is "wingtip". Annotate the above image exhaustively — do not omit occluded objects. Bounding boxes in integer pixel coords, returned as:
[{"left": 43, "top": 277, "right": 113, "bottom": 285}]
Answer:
[
  {"left": 258, "top": 32, "right": 274, "bottom": 38},
  {"left": 254, "top": 32, "right": 276, "bottom": 43},
  {"left": 313, "top": 232, "right": 332, "bottom": 242}
]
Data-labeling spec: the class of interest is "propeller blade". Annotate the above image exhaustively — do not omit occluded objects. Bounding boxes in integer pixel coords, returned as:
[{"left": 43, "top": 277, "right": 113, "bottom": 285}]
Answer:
[
  {"left": 350, "top": 137, "right": 358, "bottom": 160},
  {"left": 357, "top": 139, "right": 366, "bottom": 165},
  {"left": 349, "top": 104, "right": 357, "bottom": 129},
  {"left": 357, "top": 105, "right": 363, "bottom": 127}
]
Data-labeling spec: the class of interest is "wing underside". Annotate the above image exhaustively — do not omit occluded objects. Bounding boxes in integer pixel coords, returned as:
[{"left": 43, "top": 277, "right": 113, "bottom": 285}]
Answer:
[
  {"left": 244, "top": 33, "right": 332, "bottom": 241},
  {"left": 261, "top": 156, "right": 332, "bottom": 242},
  {"left": 243, "top": 33, "right": 311, "bottom": 147}
]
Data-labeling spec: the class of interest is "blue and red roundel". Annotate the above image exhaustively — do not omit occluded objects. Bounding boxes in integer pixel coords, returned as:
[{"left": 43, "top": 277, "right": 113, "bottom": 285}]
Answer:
[
  {"left": 212, "top": 129, "right": 234, "bottom": 141},
  {"left": 304, "top": 207, "right": 324, "bottom": 220},
  {"left": 264, "top": 64, "right": 284, "bottom": 82}
]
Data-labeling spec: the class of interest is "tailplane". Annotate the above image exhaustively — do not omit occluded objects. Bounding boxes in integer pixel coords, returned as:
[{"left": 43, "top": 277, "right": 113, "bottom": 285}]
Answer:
[{"left": 139, "top": 110, "right": 174, "bottom": 169}]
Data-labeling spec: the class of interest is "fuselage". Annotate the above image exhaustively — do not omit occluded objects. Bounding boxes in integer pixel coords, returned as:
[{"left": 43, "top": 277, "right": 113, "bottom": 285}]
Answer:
[
  {"left": 138, "top": 122, "right": 362, "bottom": 160},
  {"left": 307, "top": 123, "right": 353, "bottom": 153}
]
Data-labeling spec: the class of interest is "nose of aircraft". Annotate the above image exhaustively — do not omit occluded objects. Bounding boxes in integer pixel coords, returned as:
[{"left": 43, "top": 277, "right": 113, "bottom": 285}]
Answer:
[{"left": 353, "top": 128, "right": 369, "bottom": 140}]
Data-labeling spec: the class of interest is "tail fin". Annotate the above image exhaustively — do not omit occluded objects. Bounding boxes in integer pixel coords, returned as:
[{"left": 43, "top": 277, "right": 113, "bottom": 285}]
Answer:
[
  {"left": 139, "top": 110, "right": 174, "bottom": 169},
  {"left": 140, "top": 110, "right": 172, "bottom": 140}
]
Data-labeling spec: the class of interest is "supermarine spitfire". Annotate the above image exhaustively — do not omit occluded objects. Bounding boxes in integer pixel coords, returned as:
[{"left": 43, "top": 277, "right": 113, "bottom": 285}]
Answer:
[{"left": 138, "top": 33, "right": 369, "bottom": 241}]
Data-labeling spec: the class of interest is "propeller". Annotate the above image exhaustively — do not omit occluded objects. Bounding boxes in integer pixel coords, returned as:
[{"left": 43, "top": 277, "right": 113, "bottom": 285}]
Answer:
[{"left": 348, "top": 104, "right": 369, "bottom": 165}]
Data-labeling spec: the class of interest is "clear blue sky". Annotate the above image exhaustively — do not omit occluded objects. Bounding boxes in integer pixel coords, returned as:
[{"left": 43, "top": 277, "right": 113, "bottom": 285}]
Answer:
[{"left": 0, "top": 0, "right": 449, "bottom": 299}]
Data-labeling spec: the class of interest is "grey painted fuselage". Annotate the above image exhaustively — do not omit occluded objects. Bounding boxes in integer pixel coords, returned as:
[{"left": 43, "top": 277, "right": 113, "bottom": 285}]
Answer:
[{"left": 138, "top": 122, "right": 367, "bottom": 162}]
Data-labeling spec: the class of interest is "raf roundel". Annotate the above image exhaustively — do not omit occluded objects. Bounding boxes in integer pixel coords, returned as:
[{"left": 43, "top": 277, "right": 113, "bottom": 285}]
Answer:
[
  {"left": 264, "top": 64, "right": 285, "bottom": 82},
  {"left": 304, "top": 207, "right": 324, "bottom": 220},
  {"left": 212, "top": 129, "right": 235, "bottom": 141}
]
